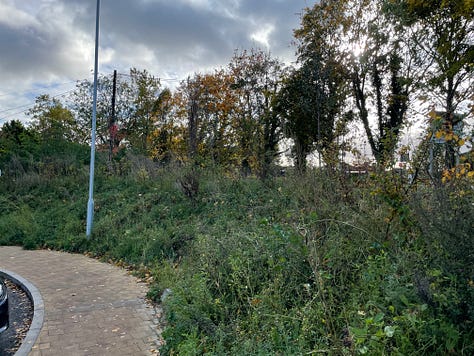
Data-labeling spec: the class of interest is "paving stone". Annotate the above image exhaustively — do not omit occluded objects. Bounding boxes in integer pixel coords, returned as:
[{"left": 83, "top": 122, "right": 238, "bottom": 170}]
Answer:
[{"left": 0, "top": 246, "right": 163, "bottom": 355}]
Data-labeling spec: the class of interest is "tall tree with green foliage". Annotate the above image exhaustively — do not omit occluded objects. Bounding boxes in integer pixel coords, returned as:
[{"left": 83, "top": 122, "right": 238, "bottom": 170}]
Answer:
[
  {"left": 346, "top": 0, "right": 413, "bottom": 165},
  {"left": 27, "top": 94, "right": 77, "bottom": 143},
  {"left": 288, "top": 5, "right": 349, "bottom": 171},
  {"left": 69, "top": 68, "right": 161, "bottom": 154},
  {"left": 295, "top": 0, "right": 413, "bottom": 166},
  {"left": 0, "top": 120, "right": 38, "bottom": 173},
  {"left": 70, "top": 72, "right": 133, "bottom": 145},
  {"left": 126, "top": 68, "right": 161, "bottom": 154},
  {"left": 275, "top": 68, "right": 315, "bottom": 172},
  {"left": 386, "top": 0, "right": 474, "bottom": 168},
  {"left": 0, "top": 120, "right": 32, "bottom": 150}
]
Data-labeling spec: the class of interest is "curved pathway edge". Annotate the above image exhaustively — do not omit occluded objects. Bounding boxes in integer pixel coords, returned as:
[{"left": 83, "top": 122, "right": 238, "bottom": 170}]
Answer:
[{"left": 0, "top": 269, "right": 44, "bottom": 356}]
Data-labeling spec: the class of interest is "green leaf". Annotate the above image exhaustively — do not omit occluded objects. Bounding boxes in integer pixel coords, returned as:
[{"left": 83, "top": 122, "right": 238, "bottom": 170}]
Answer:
[
  {"left": 400, "top": 294, "right": 409, "bottom": 306},
  {"left": 350, "top": 326, "right": 367, "bottom": 340},
  {"left": 374, "top": 313, "right": 385, "bottom": 323}
]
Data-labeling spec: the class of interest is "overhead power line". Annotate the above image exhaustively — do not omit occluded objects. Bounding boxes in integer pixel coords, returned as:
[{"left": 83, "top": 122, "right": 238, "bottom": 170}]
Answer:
[
  {"left": 0, "top": 102, "right": 35, "bottom": 115},
  {"left": 0, "top": 71, "right": 180, "bottom": 123},
  {"left": 116, "top": 72, "right": 180, "bottom": 82},
  {"left": 0, "top": 79, "right": 83, "bottom": 98},
  {"left": 0, "top": 88, "right": 78, "bottom": 121}
]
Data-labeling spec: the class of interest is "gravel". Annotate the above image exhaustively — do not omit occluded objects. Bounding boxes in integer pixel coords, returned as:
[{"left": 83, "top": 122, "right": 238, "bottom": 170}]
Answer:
[{"left": 0, "top": 278, "right": 34, "bottom": 355}]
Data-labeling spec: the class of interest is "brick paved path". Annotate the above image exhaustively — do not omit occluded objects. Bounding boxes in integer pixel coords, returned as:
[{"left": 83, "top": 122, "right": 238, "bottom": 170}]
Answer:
[{"left": 0, "top": 246, "right": 163, "bottom": 355}]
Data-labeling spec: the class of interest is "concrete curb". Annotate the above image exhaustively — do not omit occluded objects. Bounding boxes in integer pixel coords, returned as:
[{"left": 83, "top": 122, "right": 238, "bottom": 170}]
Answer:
[{"left": 0, "top": 269, "right": 44, "bottom": 356}]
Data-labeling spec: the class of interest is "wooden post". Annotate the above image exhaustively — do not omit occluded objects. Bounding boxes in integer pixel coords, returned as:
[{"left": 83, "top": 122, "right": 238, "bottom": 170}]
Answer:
[{"left": 108, "top": 70, "right": 117, "bottom": 162}]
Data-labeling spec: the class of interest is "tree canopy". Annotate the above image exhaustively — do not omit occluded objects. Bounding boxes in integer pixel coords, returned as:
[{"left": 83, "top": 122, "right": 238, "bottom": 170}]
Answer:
[{"left": 1, "top": 0, "right": 472, "bottom": 174}]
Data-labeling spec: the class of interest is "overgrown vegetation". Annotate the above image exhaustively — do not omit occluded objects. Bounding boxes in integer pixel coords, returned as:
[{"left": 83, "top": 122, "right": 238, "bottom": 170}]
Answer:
[
  {"left": 0, "top": 140, "right": 473, "bottom": 354},
  {"left": 1, "top": 0, "right": 473, "bottom": 353}
]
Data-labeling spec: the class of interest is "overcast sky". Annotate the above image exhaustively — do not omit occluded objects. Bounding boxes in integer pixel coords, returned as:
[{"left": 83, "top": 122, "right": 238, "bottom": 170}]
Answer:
[{"left": 0, "top": 0, "right": 314, "bottom": 124}]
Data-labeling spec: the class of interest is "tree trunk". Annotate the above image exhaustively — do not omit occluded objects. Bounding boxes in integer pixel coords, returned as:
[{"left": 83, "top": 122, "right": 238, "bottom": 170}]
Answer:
[
  {"left": 444, "top": 76, "right": 456, "bottom": 169},
  {"left": 188, "top": 98, "right": 199, "bottom": 160},
  {"left": 352, "top": 73, "right": 379, "bottom": 162},
  {"left": 294, "top": 138, "right": 307, "bottom": 174}
]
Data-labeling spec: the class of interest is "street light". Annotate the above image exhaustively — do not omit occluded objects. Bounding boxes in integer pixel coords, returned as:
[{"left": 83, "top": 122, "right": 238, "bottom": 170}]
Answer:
[{"left": 86, "top": 0, "right": 101, "bottom": 238}]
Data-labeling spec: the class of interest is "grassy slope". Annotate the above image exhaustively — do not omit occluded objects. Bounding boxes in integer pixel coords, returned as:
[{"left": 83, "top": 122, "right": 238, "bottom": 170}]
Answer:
[{"left": 0, "top": 156, "right": 473, "bottom": 355}]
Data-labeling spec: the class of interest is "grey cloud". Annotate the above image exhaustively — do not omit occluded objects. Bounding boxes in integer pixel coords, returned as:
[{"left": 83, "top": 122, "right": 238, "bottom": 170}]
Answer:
[
  {"left": 65, "top": 0, "right": 308, "bottom": 72},
  {"left": 0, "top": 24, "right": 70, "bottom": 82},
  {"left": 0, "top": 0, "right": 312, "bottom": 123}
]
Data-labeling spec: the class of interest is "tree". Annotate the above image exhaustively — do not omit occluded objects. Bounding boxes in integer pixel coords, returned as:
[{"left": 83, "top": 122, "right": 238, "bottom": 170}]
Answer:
[
  {"left": 69, "top": 68, "right": 161, "bottom": 155},
  {"left": 0, "top": 120, "right": 31, "bottom": 147},
  {"left": 229, "top": 49, "right": 286, "bottom": 177},
  {"left": 295, "top": 0, "right": 414, "bottom": 166},
  {"left": 149, "top": 88, "right": 177, "bottom": 163},
  {"left": 173, "top": 71, "right": 239, "bottom": 165},
  {"left": 126, "top": 68, "right": 161, "bottom": 154},
  {"left": 275, "top": 68, "right": 315, "bottom": 172},
  {"left": 387, "top": 0, "right": 474, "bottom": 168},
  {"left": 197, "top": 71, "right": 239, "bottom": 165},
  {"left": 70, "top": 72, "right": 133, "bottom": 145},
  {"left": 290, "top": 1, "right": 350, "bottom": 171},
  {"left": 0, "top": 120, "right": 37, "bottom": 166},
  {"left": 27, "top": 95, "right": 77, "bottom": 143},
  {"left": 346, "top": 0, "right": 414, "bottom": 165}
]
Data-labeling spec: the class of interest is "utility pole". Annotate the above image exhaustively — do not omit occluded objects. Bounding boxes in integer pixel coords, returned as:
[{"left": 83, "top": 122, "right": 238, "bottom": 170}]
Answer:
[
  {"left": 86, "top": 0, "right": 101, "bottom": 238},
  {"left": 109, "top": 69, "right": 117, "bottom": 162}
]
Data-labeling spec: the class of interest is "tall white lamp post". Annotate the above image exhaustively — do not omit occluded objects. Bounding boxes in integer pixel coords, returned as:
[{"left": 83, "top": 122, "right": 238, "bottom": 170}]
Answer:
[{"left": 86, "top": 0, "right": 101, "bottom": 238}]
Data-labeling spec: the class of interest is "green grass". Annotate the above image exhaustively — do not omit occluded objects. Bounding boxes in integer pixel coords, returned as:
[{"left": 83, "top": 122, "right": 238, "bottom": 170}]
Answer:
[{"left": 0, "top": 152, "right": 473, "bottom": 355}]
